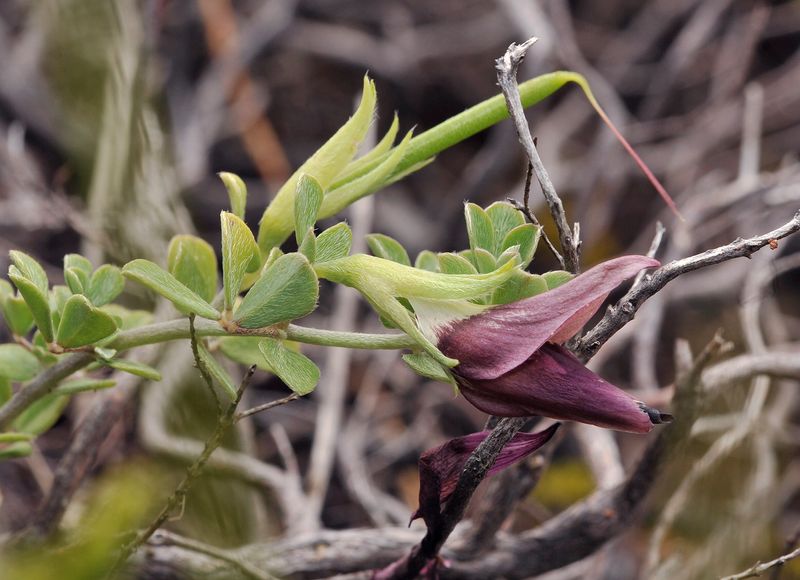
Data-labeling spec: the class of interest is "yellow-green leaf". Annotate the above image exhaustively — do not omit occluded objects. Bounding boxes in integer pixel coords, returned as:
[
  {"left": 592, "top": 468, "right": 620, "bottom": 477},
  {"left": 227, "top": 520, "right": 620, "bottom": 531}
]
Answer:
[
  {"left": 122, "top": 259, "right": 220, "bottom": 320},
  {"left": 56, "top": 295, "right": 118, "bottom": 348},
  {"left": 221, "top": 212, "right": 261, "bottom": 312},
  {"left": 167, "top": 235, "right": 219, "bottom": 305},
  {"left": 258, "top": 338, "right": 319, "bottom": 395}
]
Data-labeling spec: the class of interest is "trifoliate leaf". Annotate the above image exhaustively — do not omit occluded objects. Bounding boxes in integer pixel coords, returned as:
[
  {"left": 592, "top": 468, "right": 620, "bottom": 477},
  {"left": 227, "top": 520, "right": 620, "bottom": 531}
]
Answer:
[
  {"left": 9, "top": 250, "right": 48, "bottom": 294},
  {"left": 104, "top": 358, "right": 162, "bottom": 381},
  {"left": 464, "top": 203, "right": 495, "bottom": 256},
  {"left": 122, "top": 259, "right": 220, "bottom": 320},
  {"left": 437, "top": 253, "right": 478, "bottom": 275},
  {"left": 298, "top": 229, "right": 317, "bottom": 262},
  {"left": 316, "top": 223, "right": 352, "bottom": 263},
  {"left": 13, "top": 394, "right": 70, "bottom": 435},
  {"left": 221, "top": 212, "right": 261, "bottom": 312},
  {"left": 486, "top": 201, "right": 525, "bottom": 251},
  {"left": 414, "top": 250, "right": 439, "bottom": 272},
  {"left": 234, "top": 253, "right": 318, "bottom": 329},
  {"left": 167, "top": 235, "right": 219, "bottom": 305},
  {"left": 492, "top": 270, "right": 549, "bottom": 305},
  {"left": 56, "top": 295, "right": 118, "bottom": 348},
  {"left": 1, "top": 294, "right": 34, "bottom": 336},
  {"left": 8, "top": 272, "right": 53, "bottom": 342},
  {"left": 294, "top": 174, "right": 323, "bottom": 245},
  {"left": 87, "top": 265, "right": 125, "bottom": 306},
  {"left": 402, "top": 352, "right": 456, "bottom": 385},
  {"left": 501, "top": 224, "right": 540, "bottom": 269},
  {"left": 366, "top": 233, "right": 411, "bottom": 266},
  {"left": 0, "top": 344, "right": 40, "bottom": 381},
  {"left": 258, "top": 338, "right": 319, "bottom": 395}
]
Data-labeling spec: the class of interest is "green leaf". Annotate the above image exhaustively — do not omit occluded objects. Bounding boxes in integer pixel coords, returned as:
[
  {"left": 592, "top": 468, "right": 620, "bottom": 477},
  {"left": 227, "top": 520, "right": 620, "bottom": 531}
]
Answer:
[
  {"left": 0, "top": 441, "right": 32, "bottom": 459},
  {"left": 167, "top": 235, "right": 219, "bottom": 305},
  {"left": 462, "top": 248, "right": 497, "bottom": 274},
  {"left": 13, "top": 394, "right": 70, "bottom": 435},
  {"left": 0, "top": 377, "right": 11, "bottom": 405},
  {"left": 221, "top": 212, "right": 261, "bottom": 312},
  {"left": 298, "top": 229, "right": 317, "bottom": 262},
  {"left": 294, "top": 174, "right": 324, "bottom": 245},
  {"left": 492, "top": 271, "right": 549, "bottom": 305},
  {"left": 320, "top": 130, "right": 413, "bottom": 218},
  {"left": 414, "top": 250, "right": 439, "bottom": 272},
  {"left": 50, "top": 285, "right": 72, "bottom": 331},
  {"left": 64, "top": 253, "right": 93, "bottom": 275},
  {"left": 9, "top": 251, "right": 48, "bottom": 294},
  {"left": 196, "top": 343, "right": 237, "bottom": 399},
  {"left": 258, "top": 338, "right": 319, "bottom": 395},
  {"left": 486, "top": 201, "right": 525, "bottom": 249},
  {"left": 122, "top": 259, "right": 220, "bottom": 320},
  {"left": 543, "top": 270, "right": 573, "bottom": 289},
  {"left": 8, "top": 272, "right": 53, "bottom": 342},
  {"left": 100, "top": 305, "right": 153, "bottom": 330},
  {"left": 234, "top": 253, "right": 318, "bottom": 329},
  {"left": 258, "top": 75, "right": 377, "bottom": 251},
  {"left": 366, "top": 234, "right": 411, "bottom": 266},
  {"left": 55, "top": 295, "right": 118, "bottom": 348},
  {"left": 316, "top": 222, "right": 353, "bottom": 263},
  {"left": 1, "top": 295, "right": 34, "bottom": 336},
  {"left": 64, "top": 267, "right": 87, "bottom": 295},
  {"left": 0, "top": 432, "right": 34, "bottom": 443},
  {"left": 437, "top": 253, "right": 478, "bottom": 275},
  {"left": 218, "top": 336, "right": 274, "bottom": 372},
  {"left": 464, "top": 203, "right": 495, "bottom": 255},
  {"left": 218, "top": 172, "right": 248, "bottom": 219},
  {"left": 87, "top": 265, "right": 125, "bottom": 306},
  {"left": 104, "top": 358, "right": 162, "bottom": 381},
  {"left": 402, "top": 352, "right": 455, "bottom": 385},
  {"left": 500, "top": 224, "right": 540, "bottom": 269},
  {"left": 0, "top": 344, "right": 40, "bottom": 381},
  {"left": 336, "top": 113, "right": 400, "bottom": 184},
  {"left": 53, "top": 378, "right": 116, "bottom": 396}
]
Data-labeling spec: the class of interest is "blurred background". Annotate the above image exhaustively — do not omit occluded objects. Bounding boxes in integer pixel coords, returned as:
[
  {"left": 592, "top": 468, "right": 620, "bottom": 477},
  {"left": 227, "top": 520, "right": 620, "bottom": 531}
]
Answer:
[{"left": 1, "top": 1, "right": 799, "bottom": 578}]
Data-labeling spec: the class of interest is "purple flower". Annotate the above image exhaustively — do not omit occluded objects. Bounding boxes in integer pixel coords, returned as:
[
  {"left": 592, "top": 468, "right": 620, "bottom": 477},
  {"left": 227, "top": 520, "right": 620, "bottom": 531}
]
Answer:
[
  {"left": 412, "top": 424, "right": 560, "bottom": 528},
  {"left": 417, "top": 255, "right": 671, "bottom": 433}
]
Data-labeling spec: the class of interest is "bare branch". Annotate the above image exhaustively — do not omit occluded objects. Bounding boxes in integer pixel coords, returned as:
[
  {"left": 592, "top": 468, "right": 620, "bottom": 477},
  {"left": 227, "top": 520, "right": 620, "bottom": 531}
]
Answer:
[
  {"left": 720, "top": 545, "right": 800, "bottom": 580},
  {"left": 577, "top": 211, "right": 800, "bottom": 361},
  {"left": 495, "top": 38, "right": 581, "bottom": 272}
]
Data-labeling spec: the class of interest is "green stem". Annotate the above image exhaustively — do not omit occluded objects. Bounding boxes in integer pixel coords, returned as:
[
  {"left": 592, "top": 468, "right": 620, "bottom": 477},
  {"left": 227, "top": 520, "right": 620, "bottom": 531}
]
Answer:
[
  {"left": 109, "top": 318, "right": 417, "bottom": 351},
  {"left": 330, "top": 71, "right": 582, "bottom": 191},
  {"left": 0, "top": 320, "right": 415, "bottom": 428}
]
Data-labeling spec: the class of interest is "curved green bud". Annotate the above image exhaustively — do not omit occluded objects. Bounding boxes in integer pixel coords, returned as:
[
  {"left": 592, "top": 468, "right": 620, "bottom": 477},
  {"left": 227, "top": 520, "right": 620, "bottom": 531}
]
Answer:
[{"left": 257, "top": 76, "right": 377, "bottom": 252}]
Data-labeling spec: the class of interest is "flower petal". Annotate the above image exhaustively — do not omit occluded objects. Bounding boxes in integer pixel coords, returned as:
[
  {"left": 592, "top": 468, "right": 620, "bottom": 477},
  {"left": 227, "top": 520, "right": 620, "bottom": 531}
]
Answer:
[
  {"left": 458, "top": 342, "right": 671, "bottom": 433},
  {"left": 412, "top": 424, "right": 559, "bottom": 528},
  {"left": 437, "top": 255, "right": 660, "bottom": 380}
]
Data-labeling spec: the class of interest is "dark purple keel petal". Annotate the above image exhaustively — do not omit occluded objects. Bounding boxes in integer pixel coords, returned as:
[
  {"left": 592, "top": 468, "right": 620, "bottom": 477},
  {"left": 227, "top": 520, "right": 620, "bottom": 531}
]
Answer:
[
  {"left": 412, "top": 424, "right": 559, "bottom": 528},
  {"left": 437, "top": 255, "right": 660, "bottom": 380},
  {"left": 458, "top": 343, "right": 670, "bottom": 434}
]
